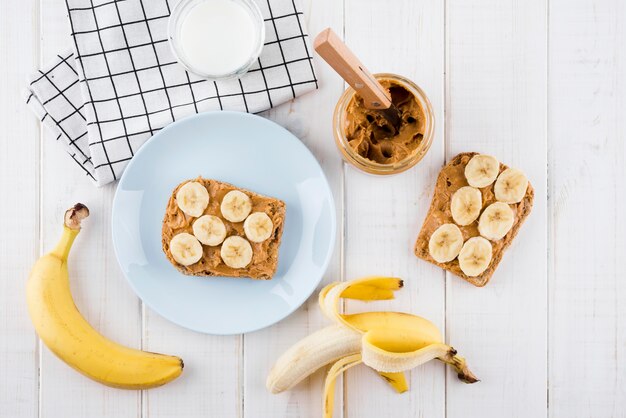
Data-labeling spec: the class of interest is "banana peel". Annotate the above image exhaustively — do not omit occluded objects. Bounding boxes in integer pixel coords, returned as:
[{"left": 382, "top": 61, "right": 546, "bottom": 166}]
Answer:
[{"left": 267, "top": 276, "right": 478, "bottom": 418}]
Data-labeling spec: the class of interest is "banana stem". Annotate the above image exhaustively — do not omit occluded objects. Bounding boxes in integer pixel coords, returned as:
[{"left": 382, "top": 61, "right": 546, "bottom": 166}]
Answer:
[
  {"left": 51, "top": 204, "right": 89, "bottom": 260},
  {"left": 50, "top": 227, "right": 79, "bottom": 261},
  {"left": 64, "top": 203, "right": 89, "bottom": 230},
  {"left": 438, "top": 348, "right": 479, "bottom": 384}
]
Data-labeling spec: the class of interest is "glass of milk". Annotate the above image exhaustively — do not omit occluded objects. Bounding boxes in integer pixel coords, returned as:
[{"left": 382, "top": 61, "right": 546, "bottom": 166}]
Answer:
[{"left": 169, "top": 0, "right": 265, "bottom": 80}]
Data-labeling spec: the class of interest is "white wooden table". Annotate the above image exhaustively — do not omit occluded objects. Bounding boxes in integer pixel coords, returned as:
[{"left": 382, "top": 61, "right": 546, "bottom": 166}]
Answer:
[{"left": 2, "top": 0, "right": 625, "bottom": 417}]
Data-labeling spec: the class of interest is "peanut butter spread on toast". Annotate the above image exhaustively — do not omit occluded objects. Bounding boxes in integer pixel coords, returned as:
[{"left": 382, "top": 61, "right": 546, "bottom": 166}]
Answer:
[
  {"left": 414, "top": 153, "right": 534, "bottom": 287},
  {"left": 162, "top": 177, "right": 285, "bottom": 280}
]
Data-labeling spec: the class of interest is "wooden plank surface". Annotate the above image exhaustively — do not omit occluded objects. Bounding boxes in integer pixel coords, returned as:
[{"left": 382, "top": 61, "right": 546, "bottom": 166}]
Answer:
[
  {"left": 142, "top": 314, "right": 240, "bottom": 418},
  {"left": 2, "top": 0, "right": 626, "bottom": 417},
  {"left": 548, "top": 0, "right": 626, "bottom": 416},
  {"left": 37, "top": 1, "right": 142, "bottom": 417},
  {"left": 342, "top": 0, "right": 447, "bottom": 417},
  {"left": 445, "top": 1, "right": 548, "bottom": 417},
  {"left": 243, "top": 0, "right": 345, "bottom": 417},
  {"left": 0, "top": 1, "right": 40, "bottom": 417}
]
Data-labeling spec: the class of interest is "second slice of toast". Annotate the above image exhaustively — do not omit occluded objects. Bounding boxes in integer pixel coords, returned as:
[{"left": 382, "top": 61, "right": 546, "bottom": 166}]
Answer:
[{"left": 414, "top": 152, "right": 534, "bottom": 287}]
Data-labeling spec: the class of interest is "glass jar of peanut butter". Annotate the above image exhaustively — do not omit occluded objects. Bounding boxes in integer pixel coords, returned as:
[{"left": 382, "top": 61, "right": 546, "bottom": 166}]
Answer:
[{"left": 332, "top": 73, "right": 434, "bottom": 175}]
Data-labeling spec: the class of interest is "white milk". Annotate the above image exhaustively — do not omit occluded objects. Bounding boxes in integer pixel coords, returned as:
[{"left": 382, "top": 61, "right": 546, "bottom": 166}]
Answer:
[{"left": 179, "top": 0, "right": 259, "bottom": 76}]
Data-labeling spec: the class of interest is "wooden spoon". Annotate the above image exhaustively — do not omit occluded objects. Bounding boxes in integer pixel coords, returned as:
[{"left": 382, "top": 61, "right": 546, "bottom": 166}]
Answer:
[{"left": 314, "top": 27, "right": 401, "bottom": 132}]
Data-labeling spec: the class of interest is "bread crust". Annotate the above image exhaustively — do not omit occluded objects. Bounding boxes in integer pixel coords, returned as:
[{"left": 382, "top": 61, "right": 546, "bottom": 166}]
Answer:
[
  {"left": 414, "top": 152, "right": 534, "bottom": 286},
  {"left": 162, "top": 177, "right": 285, "bottom": 280}
]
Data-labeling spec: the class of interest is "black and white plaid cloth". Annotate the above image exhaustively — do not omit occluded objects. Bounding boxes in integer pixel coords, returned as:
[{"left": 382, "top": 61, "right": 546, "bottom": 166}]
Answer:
[{"left": 26, "top": 0, "right": 317, "bottom": 186}]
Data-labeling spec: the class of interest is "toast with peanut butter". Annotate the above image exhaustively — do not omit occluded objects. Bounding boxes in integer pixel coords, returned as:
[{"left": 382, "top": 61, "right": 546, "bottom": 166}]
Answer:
[
  {"left": 414, "top": 152, "right": 533, "bottom": 287},
  {"left": 162, "top": 177, "right": 285, "bottom": 280}
]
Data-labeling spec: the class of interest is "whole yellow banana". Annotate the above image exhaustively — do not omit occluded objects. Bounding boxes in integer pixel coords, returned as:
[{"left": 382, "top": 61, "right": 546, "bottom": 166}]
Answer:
[{"left": 27, "top": 204, "right": 183, "bottom": 389}]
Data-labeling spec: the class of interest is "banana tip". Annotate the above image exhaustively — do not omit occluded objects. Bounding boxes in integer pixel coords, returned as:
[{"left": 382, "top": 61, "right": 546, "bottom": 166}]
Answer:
[
  {"left": 266, "top": 373, "right": 285, "bottom": 394},
  {"left": 266, "top": 382, "right": 282, "bottom": 394}
]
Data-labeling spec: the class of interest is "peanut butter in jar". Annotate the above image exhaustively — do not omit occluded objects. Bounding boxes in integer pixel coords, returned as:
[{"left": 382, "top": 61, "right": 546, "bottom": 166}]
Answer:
[{"left": 333, "top": 73, "right": 434, "bottom": 175}]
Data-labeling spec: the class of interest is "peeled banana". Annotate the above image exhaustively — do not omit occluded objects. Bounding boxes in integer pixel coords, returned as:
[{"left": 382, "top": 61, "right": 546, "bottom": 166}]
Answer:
[
  {"left": 244, "top": 212, "right": 274, "bottom": 242},
  {"left": 429, "top": 223, "right": 464, "bottom": 263},
  {"left": 193, "top": 215, "right": 227, "bottom": 246},
  {"left": 221, "top": 190, "right": 252, "bottom": 222},
  {"left": 451, "top": 186, "right": 482, "bottom": 225},
  {"left": 170, "top": 232, "right": 203, "bottom": 266},
  {"left": 494, "top": 168, "right": 528, "bottom": 203},
  {"left": 267, "top": 277, "right": 478, "bottom": 418},
  {"left": 478, "top": 202, "right": 515, "bottom": 240},
  {"left": 465, "top": 154, "right": 500, "bottom": 188},
  {"left": 27, "top": 204, "right": 183, "bottom": 389},
  {"left": 458, "top": 236, "right": 493, "bottom": 277},
  {"left": 220, "top": 235, "right": 253, "bottom": 268},
  {"left": 266, "top": 324, "right": 361, "bottom": 394},
  {"left": 176, "top": 181, "right": 210, "bottom": 217}
]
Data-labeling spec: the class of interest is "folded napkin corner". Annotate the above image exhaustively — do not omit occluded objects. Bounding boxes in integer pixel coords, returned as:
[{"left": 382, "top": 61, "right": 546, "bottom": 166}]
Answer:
[{"left": 27, "top": 0, "right": 318, "bottom": 186}]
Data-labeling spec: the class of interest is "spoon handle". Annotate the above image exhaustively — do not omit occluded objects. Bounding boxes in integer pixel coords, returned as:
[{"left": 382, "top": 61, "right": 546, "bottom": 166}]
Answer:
[{"left": 314, "top": 28, "right": 392, "bottom": 110}]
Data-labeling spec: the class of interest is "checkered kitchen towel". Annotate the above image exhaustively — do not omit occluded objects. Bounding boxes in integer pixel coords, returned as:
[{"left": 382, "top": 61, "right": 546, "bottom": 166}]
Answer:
[{"left": 26, "top": 0, "right": 317, "bottom": 186}]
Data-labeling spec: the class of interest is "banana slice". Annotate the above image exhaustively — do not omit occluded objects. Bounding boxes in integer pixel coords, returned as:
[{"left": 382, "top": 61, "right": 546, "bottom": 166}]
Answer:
[
  {"left": 244, "top": 212, "right": 274, "bottom": 243},
  {"left": 169, "top": 233, "right": 203, "bottom": 266},
  {"left": 192, "top": 215, "right": 227, "bottom": 246},
  {"left": 458, "top": 237, "right": 492, "bottom": 277},
  {"left": 428, "top": 223, "right": 464, "bottom": 263},
  {"left": 478, "top": 202, "right": 515, "bottom": 240},
  {"left": 494, "top": 168, "right": 528, "bottom": 203},
  {"left": 450, "top": 186, "right": 482, "bottom": 226},
  {"left": 221, "top": 190, "right": 252, "bottom": 222},
  {"left": 220, "top": 236, "right": 253, "bottom": 268},
  {"left": 176, "top": 182, "right": 210, "bottom": 218},
  {"left": 465, "top": 154, "right": 500, "bottom": 188}
]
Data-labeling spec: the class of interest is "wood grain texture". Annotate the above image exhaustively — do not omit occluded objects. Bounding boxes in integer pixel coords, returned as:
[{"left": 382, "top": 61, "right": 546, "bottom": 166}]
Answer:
[
  {"left": 0, "top": 1, "right": 40, "bottom": 416},
  {"left": 3, "top": 0, "right": 626, "bottom": 417},
  {"left": 38, "top": 1, "right": 142, "bottom": 416},
  {"left": 445, "top": 1, "right": 548, "bottom": 417},
  {"left": 243, "top": 1, "right": 345, "bottom": 416},
  {"left": 142, "top": 313, "right": 240, "bottom": 418},
  {"left": 548, "top": 0, "right": 626, "bottom": 416},
  {"left": 342, "top": 0, "right": 446, "bottom": 417}
]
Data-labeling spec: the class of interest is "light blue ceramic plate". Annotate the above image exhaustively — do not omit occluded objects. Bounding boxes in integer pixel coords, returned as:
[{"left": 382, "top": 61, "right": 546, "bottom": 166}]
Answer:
[{"left": 111, "top": 112, "right": 336, "bottom": 335}]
